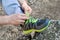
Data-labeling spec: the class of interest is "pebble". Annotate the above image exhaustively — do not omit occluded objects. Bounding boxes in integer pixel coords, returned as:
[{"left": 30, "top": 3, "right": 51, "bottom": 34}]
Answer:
[
  {"left": 11, "top": 28, "right": 18, "bottom": 33},
  {"left": 58, "top": 21, "right": 60, "bottom": 25}
]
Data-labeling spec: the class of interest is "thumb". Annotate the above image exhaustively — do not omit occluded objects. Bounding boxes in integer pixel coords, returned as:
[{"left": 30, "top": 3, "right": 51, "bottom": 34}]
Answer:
[{"left": 25, "top": 11, "right": 30, "bottom": 17}]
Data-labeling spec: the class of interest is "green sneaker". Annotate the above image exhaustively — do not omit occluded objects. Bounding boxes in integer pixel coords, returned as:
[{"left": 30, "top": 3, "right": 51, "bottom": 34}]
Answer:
[{"left": 22, "top": 17, "right": 51, "bottom": 35}]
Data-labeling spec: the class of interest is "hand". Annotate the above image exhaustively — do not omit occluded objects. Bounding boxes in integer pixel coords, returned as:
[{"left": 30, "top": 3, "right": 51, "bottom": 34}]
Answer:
[
  {"left": 22, "top": 3, "right": 32, "bottom": 14},
  {"left": 8, "top": 13, "right": 28, "bottom": 25}
]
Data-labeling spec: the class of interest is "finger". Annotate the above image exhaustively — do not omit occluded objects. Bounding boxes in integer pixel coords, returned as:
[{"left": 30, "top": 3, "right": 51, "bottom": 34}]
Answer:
[
  {"left": 13, "top": 20, "right": 25, "bottom": 25},
  {"left": 17, "top": 20, "right": 25, "bottom": 23},
  {"left": 18, "top": 15, "right": 29, "bottom": 20},
  {"left": 14, "top": 22, "right": 24, "bottom": 26},
  {"left": 24, "top": 8, "right": 32, "bottom": 15},
  {"left": 19, "top": 14, "right": 29, "bottom": 18},
  {"left": 21, "top": 17, "right": 29, "bottom": 20},
  {"left": 20, "top": 22, "right": 24, "bottom": 25},
  {"left": 19, "top": 14, "right": 27, "bottom": 17},
  {"left": 15, "top": 14, "right": 29, "bottom": 20},
  {"left": 28, "top": 7, "right": 32, "bottom": 13}
]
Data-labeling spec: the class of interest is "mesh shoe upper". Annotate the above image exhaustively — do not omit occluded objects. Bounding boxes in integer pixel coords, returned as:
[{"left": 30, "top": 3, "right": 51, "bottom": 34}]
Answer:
[{"left": 24, "top": 17, "right": 50, "bottom": 30}]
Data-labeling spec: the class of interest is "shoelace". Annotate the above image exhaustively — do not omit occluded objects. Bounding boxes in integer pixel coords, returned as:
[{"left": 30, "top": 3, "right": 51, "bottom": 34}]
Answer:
[
  {"left": 21, "top": 12, "right": 51, "bottom": 35},
  {"left": 22, "top": 18, "right": 51, "bottom": 35},
  {"left": 24, "top": 17, "right": 38, "bottom": 30}
]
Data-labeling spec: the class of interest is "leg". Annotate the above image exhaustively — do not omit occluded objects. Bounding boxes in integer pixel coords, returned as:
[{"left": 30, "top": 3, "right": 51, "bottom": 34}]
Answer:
[
  {"left": 0, "top": 0, "right": 2, "bottom": 4},
  {"left": 0, "top": 0, "right": 2, "bottom": 7},
  {"left": 2, "top": 0, "right": 24, "bottom": 15}
]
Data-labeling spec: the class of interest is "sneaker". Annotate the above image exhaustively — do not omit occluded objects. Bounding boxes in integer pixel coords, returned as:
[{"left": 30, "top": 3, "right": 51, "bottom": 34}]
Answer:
[{"left": 22, "top": 17, "right": 51, "bottom": 35}]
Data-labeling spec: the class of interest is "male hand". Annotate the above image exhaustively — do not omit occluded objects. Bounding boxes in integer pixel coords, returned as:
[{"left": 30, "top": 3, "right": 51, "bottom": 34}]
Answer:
[
  {"left": 22, "top": 3, "right": 32, "bottom": 14},
  {"left": 8, "top": 13, "right": 28, "bottom": 25}
]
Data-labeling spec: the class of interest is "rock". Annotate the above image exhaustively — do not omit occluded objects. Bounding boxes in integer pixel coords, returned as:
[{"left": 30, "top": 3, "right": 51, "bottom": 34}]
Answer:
[{"left": 11, "top": 28, "right": 18, "bottom": 33}]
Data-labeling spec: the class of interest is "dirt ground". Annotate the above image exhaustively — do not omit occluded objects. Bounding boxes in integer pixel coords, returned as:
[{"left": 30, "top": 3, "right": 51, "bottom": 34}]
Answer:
[{"left": 0, "top": 0, "right": 60, "bottom": 40}]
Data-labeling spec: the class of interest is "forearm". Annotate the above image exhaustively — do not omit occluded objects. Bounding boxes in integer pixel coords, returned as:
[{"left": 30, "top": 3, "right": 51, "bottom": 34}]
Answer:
[
  {"left": 18, "top": 0, "right": 27, "bottom": 5},
  {"left": 0, "top": 16, "right": 9, "bottom": 25}
]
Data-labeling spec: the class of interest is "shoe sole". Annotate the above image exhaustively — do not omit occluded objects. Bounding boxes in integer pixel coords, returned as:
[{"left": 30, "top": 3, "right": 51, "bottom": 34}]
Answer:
[{"left": 23, "top": 20, "right": 51, "bottom": 35}]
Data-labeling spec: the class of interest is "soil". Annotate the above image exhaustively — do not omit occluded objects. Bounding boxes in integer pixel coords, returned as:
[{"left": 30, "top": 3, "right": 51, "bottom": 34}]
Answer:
[{"left": 0, "top": 0, "right": 60, "bottom": 40}]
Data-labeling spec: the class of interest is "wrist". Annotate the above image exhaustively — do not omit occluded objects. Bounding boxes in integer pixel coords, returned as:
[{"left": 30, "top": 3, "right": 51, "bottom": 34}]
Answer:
[
  {"left": 22, "top": 3, "right": 28, "bottom": 6},
  {"left": 5, "top": 16, "right": 10, "bottom": 24},
  {"left": 0, "top": 16, "right": 10, "bottom": 25},
  {"left": 5, "top": 15, "right": 12, "bottom": 25},
  {"left": 18, "top": 0, "right": 27, "bottom": 6}
]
